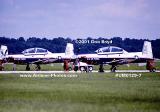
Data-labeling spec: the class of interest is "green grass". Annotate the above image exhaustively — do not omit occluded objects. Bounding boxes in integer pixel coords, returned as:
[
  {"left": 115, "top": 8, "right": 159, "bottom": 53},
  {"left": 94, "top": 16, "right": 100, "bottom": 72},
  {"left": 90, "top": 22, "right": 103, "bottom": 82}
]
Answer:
[
  {"left": 3, "top": 63, "right": 64, "bottom": 71},
  {"left": 0, "top": 73, "right": 160, "bottom": 112}
]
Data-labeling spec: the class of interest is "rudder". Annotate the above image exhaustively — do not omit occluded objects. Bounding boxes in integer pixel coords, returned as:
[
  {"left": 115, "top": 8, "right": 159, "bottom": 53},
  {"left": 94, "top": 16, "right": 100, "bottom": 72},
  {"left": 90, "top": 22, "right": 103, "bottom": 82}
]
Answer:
[
  {"left": 142, "top": 41, "right": 153, "bottom": 59},
  {"left": 65, "top": 43, "right": 74, "bottom": 56}
]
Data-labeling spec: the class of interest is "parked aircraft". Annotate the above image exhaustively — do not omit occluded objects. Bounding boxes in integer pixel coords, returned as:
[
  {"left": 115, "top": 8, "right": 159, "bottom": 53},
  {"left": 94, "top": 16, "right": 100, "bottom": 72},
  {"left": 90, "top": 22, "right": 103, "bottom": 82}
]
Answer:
[
  {"left": 0, "top": 41, "right": 156, "bottom": 72},
  {"left": 0, "top": 43, "right": 74, "bottom": 70},
  {"left": 77, "top": 41, "right": 156, "bottom": 72}
]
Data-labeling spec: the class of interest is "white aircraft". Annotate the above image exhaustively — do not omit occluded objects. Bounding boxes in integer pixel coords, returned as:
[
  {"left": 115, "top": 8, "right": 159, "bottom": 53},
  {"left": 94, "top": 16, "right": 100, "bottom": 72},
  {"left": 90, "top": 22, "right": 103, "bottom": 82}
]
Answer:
[
  {"left": 0, "top": 41, "right": 156, "bottom": 72},
  {"left": 78, "top": 41, "right": 156, "bottom": 72},
  {"left": 0, "top": 43, "right": 74, "bottom": 70}
]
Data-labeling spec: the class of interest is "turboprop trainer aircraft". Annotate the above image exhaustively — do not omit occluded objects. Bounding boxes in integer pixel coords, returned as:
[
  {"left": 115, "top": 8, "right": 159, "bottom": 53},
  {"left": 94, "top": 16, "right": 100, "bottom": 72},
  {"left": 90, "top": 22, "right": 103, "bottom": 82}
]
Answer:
[
  {"left": 78, "top": 41, "right": 156, "bottom": 72},
  {"left": 0, "top": 43, "right": 74, "bottom": 70}
]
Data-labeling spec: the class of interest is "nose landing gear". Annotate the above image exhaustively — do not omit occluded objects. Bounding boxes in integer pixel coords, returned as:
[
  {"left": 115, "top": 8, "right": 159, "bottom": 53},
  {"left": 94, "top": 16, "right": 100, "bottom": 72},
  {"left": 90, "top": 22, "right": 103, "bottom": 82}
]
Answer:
[
  {"left": 26, "top": 64, "right": 41, "bottom": 71},
  {"left": 99, "top": 64, "right": 104, "bottom": 72}
]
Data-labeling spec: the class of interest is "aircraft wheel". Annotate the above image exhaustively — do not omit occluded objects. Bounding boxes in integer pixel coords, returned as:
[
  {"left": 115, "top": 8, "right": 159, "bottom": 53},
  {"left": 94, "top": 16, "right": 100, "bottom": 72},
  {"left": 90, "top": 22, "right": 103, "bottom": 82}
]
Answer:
[
  {"left": 80, "top": 66, "right": 85, "bottom": 71},
  {"left": 36, "top": 64, "right": 41, "bottom": 71},
  {"left": 74, "top": 66, "right": 78, "bottom": 71},
  {"left": 69, "top": 67, "right": 72, "bottom": 71},
  {"left": 150, "top": 68, "right": 156, "bottom": 72},
  {"left": 26, "top": 64, "right": 30, "bottom": 71},
  {"left": 88, "top": 66, "right": 93, "bottom": 71},
  {"left": 111, "top": 65, "right": 116, "bottom": 72},
  {"left": 111, "top": 68, "right": 116, "bottom": 72},
  {"left": 99, "top": 64, "right": 104, "bottom": 72}
]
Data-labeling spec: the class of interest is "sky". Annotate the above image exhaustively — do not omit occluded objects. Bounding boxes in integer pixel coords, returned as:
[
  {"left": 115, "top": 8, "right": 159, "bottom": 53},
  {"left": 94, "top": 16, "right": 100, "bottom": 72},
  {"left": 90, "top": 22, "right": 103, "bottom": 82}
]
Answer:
[{"left": 0, "top": 0, "right": 160, "bottom": 39}]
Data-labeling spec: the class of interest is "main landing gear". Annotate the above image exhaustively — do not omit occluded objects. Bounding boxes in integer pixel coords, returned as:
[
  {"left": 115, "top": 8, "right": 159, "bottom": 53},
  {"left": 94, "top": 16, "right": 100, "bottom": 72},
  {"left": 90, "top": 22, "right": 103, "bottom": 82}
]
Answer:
[
  {"left": 110, "top": 65, "right": 117, "bottom": 72},
  {"left": 98, "top": 64, "right": 118, "bottom": 72},
  {"left": 99, "top": 64, "right": 104, "bottom": 72},
  {"left": 26, "top": 64, "right": 30, "bottom": 71},
  {"left": 26, "top": 64, "right": 41, "bottom": 71},
  {"left": 35, "top": 64, "right": 41, "bottom": 71}
]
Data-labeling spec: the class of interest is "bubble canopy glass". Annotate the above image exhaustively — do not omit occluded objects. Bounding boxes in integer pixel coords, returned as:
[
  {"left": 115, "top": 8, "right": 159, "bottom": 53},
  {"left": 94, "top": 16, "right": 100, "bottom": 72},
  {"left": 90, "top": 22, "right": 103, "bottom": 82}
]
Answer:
[
  {"left": 22, "top": 48, "right": 48, "bottom": 54},
  {"left": 95, "top": 46, "right": 124, "bottom": 54}
]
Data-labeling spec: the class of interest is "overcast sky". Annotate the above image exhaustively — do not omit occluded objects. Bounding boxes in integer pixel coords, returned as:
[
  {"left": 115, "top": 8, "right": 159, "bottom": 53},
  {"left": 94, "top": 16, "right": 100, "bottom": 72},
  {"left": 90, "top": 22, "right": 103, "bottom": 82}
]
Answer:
[{"left": 0, "top": 0, "right": 160, "bottom": 39}]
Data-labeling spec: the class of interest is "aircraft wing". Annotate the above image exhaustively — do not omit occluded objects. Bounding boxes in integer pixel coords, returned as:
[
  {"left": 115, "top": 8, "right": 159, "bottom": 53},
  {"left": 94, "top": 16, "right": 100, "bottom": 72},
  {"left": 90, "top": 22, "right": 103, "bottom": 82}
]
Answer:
[
  {"left": 31, "top": 58, "right": 58, "bottom": 64},
  {"left": 104, "top": 59, "right": 134, "bottom": 65}
]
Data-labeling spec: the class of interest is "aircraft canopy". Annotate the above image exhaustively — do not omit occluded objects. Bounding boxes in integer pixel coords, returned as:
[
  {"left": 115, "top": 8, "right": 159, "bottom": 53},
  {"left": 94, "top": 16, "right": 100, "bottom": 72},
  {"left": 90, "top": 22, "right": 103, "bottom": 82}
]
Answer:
[
  {"left": 95, "top": 46, "right": 125, "bottom": 54},
  {"left": 22, "top": 48, "right": 48, "bottom": 54}
]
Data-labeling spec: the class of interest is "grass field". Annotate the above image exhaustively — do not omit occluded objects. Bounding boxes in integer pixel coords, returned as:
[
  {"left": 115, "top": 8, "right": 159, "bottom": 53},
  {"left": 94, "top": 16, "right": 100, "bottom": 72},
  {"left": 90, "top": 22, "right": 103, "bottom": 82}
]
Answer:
[{"left": 0, "top": 72, "right": 160, "bottom": 112}]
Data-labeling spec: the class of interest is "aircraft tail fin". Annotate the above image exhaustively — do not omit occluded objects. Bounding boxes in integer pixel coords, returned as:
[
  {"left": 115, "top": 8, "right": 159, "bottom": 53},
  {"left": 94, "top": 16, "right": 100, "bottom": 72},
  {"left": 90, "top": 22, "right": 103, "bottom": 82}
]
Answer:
[
  {"left": 142, "top": 41, "right": 153, "bottom": 59},
  {"left": 0, "top": 45, "right": 8, "bottom": 59},
  {"left": 65, "top": 43, "right": 74, "bottom": 56}
]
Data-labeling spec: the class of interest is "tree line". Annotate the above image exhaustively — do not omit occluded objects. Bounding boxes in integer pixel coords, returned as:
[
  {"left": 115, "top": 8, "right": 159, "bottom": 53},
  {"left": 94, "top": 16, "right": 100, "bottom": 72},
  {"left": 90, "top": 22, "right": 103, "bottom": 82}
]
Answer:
[{"left": 0, "top": 36, "right": 159, "bottom": 58}]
